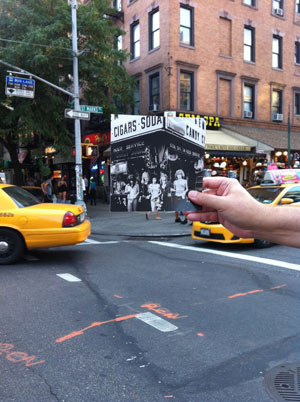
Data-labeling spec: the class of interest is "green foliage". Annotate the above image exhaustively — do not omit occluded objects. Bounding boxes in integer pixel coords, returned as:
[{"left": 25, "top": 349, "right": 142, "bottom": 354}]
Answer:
[{"left": 0, "top": 0, "right": 135, "bottom": 176}]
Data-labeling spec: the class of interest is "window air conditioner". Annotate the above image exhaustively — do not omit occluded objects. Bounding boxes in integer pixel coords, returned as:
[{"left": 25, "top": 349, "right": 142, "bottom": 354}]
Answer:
[
  {"left": 273, "top": 113, "right": 283, "bottom": 121},
  {"left": 274, "top": 8, "right": 283, "bottom": 16},
  {"left": 243, "top": 111, "right": 253, "bottom": 118}
]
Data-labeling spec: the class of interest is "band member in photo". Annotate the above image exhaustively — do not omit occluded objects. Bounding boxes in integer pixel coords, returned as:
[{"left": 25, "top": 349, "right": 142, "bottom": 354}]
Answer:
[
  {"left": 146, "top": 176, "right": 161, "bottom": 220},
  {"left": 125, "top": 176, "right": 140, "bottom": 212},
  {"left": 139, "top": 171, "right": 151, "bottom": 211},
  {"left": 172, "top": 169, "right": 188, "bottom": 206},
  {"left": 160, "top": 172, "right": 173, "bottom": 211},
  {"left": 112, "top": 176, "right": 127, "bottom": 210}
]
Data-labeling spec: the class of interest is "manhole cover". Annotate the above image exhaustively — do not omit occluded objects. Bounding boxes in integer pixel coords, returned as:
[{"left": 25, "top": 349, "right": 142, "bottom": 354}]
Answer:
[{"left": 264, "top": 363, "right": 300, "bottom": 402}]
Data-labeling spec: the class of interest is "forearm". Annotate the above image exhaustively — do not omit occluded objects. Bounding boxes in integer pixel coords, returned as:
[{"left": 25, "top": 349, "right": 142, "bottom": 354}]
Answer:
[{"left": 251, "top": 206, "right": 300, "bottom": 248}]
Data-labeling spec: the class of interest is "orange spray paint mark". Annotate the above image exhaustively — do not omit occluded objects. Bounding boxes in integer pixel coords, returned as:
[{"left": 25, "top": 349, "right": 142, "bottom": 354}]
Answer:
[
  {"left": 228, "top": 284, "right": 287, "bottom": 299},
  {"left": 0, "top": 344, "right": 45, "bottom": 367},
  {"left": 197, "top": 333, "right": 204, "bottom": 337},
  {"left": 114, "top": 294, "right": 123, "bottom": 299},
  {"left": 141, "top": 303, "right": 187, "bottom": 319},
  {"left": 56, "top": 314, "right": 137, "bottom": 343}
]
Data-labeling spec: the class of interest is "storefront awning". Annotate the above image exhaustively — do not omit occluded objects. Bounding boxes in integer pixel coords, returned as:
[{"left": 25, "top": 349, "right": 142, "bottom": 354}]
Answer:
[{"left": 205, "top": 130, "right": 252, "bottom": 152}]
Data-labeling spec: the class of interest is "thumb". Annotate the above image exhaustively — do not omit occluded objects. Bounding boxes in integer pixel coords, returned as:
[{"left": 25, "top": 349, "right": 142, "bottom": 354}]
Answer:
[{"left": 188, "top": 190, "right": 225, "bottom": 211}]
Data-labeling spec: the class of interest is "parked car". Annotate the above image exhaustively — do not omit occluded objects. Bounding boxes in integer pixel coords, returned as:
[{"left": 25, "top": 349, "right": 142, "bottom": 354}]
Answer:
[
  {"left": 192, "top": 169, "right": 300, "bottom": 248},
  {"left": 0, "top": 184, "right": 91, "bottom": 264}
]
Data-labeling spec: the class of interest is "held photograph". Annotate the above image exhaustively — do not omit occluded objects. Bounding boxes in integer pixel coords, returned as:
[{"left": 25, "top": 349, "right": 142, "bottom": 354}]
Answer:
[{"left": 110, "top": 114, "right": 206, "bottom": 212}]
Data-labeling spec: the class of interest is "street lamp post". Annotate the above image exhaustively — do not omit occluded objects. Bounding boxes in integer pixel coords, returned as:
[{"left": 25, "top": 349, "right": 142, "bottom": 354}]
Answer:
[{"left": 71, "top": 0, "right": 83, "bottom": 204}]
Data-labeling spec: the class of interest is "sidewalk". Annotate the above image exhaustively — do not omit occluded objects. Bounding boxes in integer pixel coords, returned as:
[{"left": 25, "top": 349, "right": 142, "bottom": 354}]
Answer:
[{"left": 85, "top": 201, "right": 192, "bottom": 238}]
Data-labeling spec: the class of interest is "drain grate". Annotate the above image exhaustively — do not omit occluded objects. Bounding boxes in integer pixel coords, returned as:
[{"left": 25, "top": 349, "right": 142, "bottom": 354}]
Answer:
[{"left": 264, "top": 363, "right": 300, "bottom": 402}]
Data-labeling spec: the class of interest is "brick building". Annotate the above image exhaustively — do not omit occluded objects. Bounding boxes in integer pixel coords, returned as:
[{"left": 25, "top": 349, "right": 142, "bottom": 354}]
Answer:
[{"left": 113, "top": 0, "right": 300, "bottom": 182}]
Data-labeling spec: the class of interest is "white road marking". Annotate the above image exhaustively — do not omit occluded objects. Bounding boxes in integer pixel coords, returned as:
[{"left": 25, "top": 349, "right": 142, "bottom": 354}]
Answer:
[
  {"left": 136, "top": 312, "right": 178, "bottom": 332},
  {"left": 149, "top": 241, "right": 300, "bottom": 273},
  {"left": 76, "top": 239, "right": 119, "bottom": 245},
  {"left": 56, "top": 273, "right": 81, "bottom": 282}
]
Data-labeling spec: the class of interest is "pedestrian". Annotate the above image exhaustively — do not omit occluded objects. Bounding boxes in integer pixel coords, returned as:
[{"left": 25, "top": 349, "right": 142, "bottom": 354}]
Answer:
[
  {"left": 184, "top": 177, "right": 300, "bottom": 248},
  {"left": 41, "top": 174, "right": 54, "bottom": 203},
  {"left": 89, "top": 177, "right": 97, "bottom": 205},
  {"left": 57, "top": 175, "right": 68, "bottom": 201},
  {"left": 146, "top": 176, "right": 161, "bottom": 220},
  {"left": 174, "top": 210, "right": 187, "bottom": 224}
]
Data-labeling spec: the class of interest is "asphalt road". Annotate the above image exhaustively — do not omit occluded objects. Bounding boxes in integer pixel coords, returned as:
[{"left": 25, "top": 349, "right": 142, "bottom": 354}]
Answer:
[{"left": 0, "top": 235, "right": 299, "bottom": 402}]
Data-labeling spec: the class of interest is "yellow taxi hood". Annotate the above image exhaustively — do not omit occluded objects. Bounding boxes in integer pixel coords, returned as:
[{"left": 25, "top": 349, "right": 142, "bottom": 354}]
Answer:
[{"left": 27, "top": 203, "right": 84, "bottom": 214}]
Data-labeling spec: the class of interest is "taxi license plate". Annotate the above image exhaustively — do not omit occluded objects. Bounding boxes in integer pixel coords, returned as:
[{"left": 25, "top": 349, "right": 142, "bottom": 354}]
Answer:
[{"left": 200, "top": 228, "right": 210, "bottom": 236}]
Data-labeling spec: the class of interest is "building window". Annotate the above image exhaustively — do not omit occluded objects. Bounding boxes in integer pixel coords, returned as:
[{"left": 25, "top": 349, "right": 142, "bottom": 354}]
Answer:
[
  {"left": 180, "top": 5, "right": 194, "bottom": 46},
  {"left": 149, "top": 8, "right": 160, "bottom": 50},
  {"left": 243, "top": 84, "right": 254, "bottom": 118},
  {"left": 244, "top": 27, "right": 255, "bottom": 62},
  {"left": 149, "top": 73, "right": 160, "bottom": 112},
  {"left": 273, "top": 0, "right": 284, "bottom": 15},
  {"left": 130, "top": 21, "right": 140, "bottom": 60},
  {"left": 180, "top": 71, "right": 194, "bottom": 111},
  {"left": 295, "top": 42, "right": 300, "bottom": 64},
  {"left": 113, "top": 0, "right": 122, "bottom": 11},
  {"left": 116, "top": 35, "right": 122, "bottom": 65},
  {"left": 243, "top": 0, "right": 256, "bottom": 6},
  {"left": 297, "top": 0, "right": 300, "bottom": 14},
  {"left": 132, "top": 78, "right": 141, "bottom": 115},
  {"left": 272, "top": 36, "right": 282, "bottom": 69},
  {"left": 295, "top": 92, "right": 300, "bottom": 115},
  {"left": 272, "top": 90, "right": 283, "bottom": 120}
]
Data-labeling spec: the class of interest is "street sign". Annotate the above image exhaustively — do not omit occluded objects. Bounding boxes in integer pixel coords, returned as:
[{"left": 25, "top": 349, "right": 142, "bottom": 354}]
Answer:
[
  {"left": 79, "top": 105, "right": 103, "bottom": 114},
  {"left": 64, "top": 109, "right": 90, "bottom": 120},
  {"left": 5, "top": 76, "right": 35, "bottom": 99}
]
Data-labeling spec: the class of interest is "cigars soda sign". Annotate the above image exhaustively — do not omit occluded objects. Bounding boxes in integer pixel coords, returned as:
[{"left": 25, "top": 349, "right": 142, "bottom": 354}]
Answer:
[{"left": 110, "top": 115, "right": 206, "bottom": 212}]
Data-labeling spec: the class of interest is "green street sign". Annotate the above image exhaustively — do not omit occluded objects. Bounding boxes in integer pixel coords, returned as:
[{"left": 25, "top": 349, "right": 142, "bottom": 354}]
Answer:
[{"left": 80, "top": 105, "right": 103, "bottom": 114}]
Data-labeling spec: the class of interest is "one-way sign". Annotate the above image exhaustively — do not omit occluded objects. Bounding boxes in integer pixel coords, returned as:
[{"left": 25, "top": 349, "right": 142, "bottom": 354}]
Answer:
[
  {"left": 64, "top": 109, "right": 90, "bottom": 120},
  {"left": 5, "top": 76, "right": 35, "bottom": 99}
]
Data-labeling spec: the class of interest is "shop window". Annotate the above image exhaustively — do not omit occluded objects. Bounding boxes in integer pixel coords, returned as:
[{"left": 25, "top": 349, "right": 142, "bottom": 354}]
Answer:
[
  {"left": 149, "top": 8, "right": 160, "bottom": 51},
  {"left": 130, "top": 21, "right": 140, "bottom": 60},
  {"left": 180, "top": 5, "right": 194, "bottom": 46},
  {"left": 272, "top": 35, "right": 282, "bottom": 69},
  {"left": 243, "top": 84, "right": 254, "bottom": 118},
  {"left": 295, "top": 41, "right": 300, "bottom": 64},
  {"left": 180, "top": 71, "right": 194, "bottom": 111},
  {"left": 149, "top": 72, "right": 160, "bottom": 112},
  {"left": 244, "top": 26, "right": 255, "bottom": 62},
  {"left": 273, "top": 0, "right": 284, "bottom": 16},
  {"left": 295, "top": 92, "right": 300, "bottom": 115},
  {"left": 272, "top": 90, "right": 283, "bottom": 121}
]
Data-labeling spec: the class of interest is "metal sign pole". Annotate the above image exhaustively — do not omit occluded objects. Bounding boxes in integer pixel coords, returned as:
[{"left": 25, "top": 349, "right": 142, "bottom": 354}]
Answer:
[{"left": 71, "top": 0, "right": 83, "bottom": 203}]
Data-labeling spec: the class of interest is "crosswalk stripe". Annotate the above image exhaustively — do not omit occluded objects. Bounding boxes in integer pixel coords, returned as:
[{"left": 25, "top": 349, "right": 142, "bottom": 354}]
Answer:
[
  {"left": 56, "top": 273, "right": 81, "bottom": 282},
  {"left": 149, "top": 241, "right": 300, "bottom": 272},
  {"left": 136, "top": 312, "right": 178, "bottom": 332}
]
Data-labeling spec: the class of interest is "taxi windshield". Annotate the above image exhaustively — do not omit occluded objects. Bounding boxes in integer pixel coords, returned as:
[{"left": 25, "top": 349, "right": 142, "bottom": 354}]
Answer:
[
  {"left": 247, "top": 187, "right": 282, "bottom": 204},
  {"left": 3, "top": 186, "right": 40, "bottom": 207}
]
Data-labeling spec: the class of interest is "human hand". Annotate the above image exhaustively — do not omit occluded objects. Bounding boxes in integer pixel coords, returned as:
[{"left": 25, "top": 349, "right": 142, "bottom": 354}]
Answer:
[{"left": 184, "top": 177, "right": 264, "bottom": 239}]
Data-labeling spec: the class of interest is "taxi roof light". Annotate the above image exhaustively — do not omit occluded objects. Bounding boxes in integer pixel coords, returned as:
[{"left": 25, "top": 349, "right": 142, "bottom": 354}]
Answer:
[{"left": 262, "top": 169, "right": 300, "bottom": 186}]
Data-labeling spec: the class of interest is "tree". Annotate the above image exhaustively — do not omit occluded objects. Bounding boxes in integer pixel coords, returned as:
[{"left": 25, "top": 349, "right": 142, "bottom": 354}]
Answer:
[{"left": 0, "top": 0, "right": 134, "bottom": 184}]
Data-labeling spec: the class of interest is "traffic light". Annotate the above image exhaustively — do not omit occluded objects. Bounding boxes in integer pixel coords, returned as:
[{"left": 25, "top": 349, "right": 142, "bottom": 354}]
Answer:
[{"left": 72, "top": 144, "right": 99, "bottom": 159}]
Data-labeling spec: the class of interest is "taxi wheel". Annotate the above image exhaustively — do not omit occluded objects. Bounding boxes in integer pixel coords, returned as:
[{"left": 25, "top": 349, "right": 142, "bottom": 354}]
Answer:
[
  {"left": 253, "top": 239, "right": 273, "bottom": 248},
  {"left": 0, "top": 229, "right": 25, "bottom": 265}
]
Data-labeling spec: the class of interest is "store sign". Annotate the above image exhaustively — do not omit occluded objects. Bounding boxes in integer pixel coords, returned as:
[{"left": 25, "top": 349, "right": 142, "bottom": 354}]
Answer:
[
  {"left": 207, "top": 144, "right": 250, "bottom": 151},
  {"left": 177, "top": 113, "right": 221, "bottom": 130},
  {"left": 83, "top": 132, "right": 110, "bottom": 145}
]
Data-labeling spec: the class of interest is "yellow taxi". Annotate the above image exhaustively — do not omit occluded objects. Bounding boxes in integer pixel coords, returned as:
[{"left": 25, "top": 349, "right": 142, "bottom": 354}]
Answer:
[
  {"left": 192, "top": 169, "right": 300, "bottom": 248},
  {"left": 0, "top": 184, "right": 91, "bottom": 264}
]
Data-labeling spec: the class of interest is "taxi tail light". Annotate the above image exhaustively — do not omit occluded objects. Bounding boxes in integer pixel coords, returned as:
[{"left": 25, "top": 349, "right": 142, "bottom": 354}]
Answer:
[{"left": 63, "top": 211, "right": 77, "bottom": 227}]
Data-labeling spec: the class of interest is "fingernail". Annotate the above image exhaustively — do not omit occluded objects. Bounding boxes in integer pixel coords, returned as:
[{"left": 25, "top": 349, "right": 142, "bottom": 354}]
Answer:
[{"left": 189, "top": 191, "right": 197, "bottom": 199}]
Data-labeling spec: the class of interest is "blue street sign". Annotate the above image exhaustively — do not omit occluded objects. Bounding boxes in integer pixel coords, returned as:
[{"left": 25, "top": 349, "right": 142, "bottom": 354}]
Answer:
[{"left": 5, "top": 76, "right": 35, "bottom": 98}]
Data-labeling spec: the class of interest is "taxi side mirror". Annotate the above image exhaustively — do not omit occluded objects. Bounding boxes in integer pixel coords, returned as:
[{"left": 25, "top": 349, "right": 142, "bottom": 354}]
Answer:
[{"left": 280, "top": 198, "right": 294, "bottom": 205}]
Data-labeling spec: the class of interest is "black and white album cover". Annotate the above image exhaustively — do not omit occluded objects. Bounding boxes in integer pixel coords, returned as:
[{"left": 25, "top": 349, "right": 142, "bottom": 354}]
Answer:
[{"left": 110, "top": 114, "right": 206, "bottom": 212}]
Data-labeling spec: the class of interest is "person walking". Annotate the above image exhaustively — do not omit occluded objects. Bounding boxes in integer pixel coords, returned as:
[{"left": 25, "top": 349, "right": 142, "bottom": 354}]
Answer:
[
  {"left": 57, "top": 176, "right": 68, "bottom": 201},
  {"left": 41, "top": 174, "right": 53, "bottom": 203},
  {"left": 89, "top": 177, "right": 97, "bottom": 205}
]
